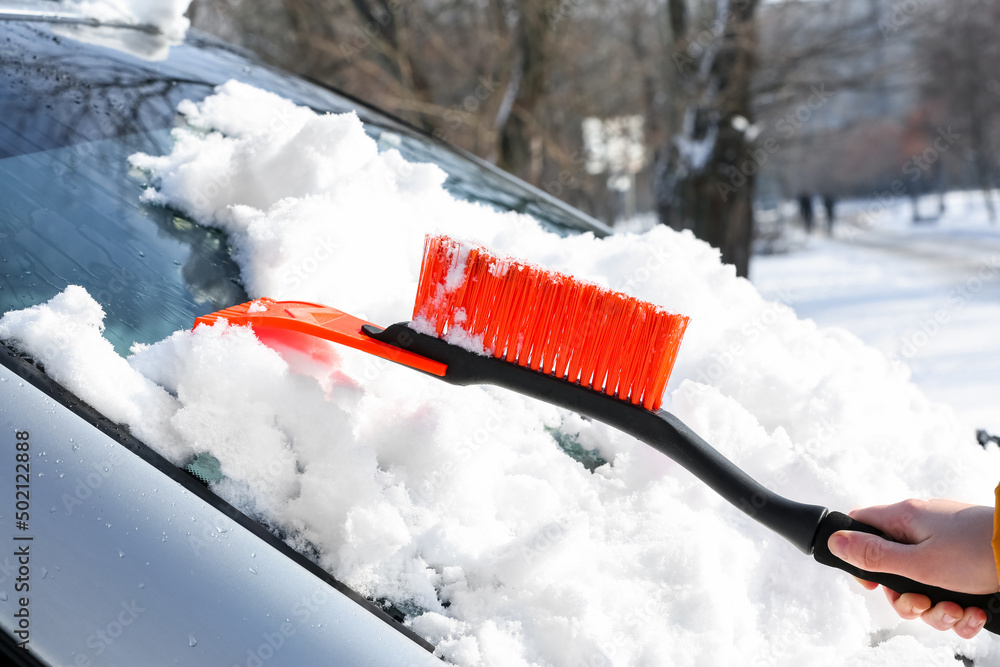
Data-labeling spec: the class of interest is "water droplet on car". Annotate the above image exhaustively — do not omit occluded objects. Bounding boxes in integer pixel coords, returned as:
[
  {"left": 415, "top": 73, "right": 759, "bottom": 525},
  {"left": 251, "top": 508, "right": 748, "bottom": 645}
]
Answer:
[{"left": 188, "top": 635, "right": 197, "bottom": 647}]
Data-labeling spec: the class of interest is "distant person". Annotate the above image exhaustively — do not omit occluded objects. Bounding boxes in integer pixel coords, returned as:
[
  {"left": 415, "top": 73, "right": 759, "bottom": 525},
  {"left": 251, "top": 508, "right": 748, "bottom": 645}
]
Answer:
[
  {"left": 822, "top": 195, "right": 836, "bottom": 236},
  {"left": 798, "top": 194, "right": 814, "bottom": 234},
  {"left": 829, "top": 496, "right": 998, "bottom": 639}
]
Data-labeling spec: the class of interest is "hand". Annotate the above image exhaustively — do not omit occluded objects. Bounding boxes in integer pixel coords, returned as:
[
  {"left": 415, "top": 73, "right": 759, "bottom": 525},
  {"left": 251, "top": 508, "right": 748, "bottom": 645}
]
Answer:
[{"left": 827, "top": 499, "right": 999, "bottom": 639}]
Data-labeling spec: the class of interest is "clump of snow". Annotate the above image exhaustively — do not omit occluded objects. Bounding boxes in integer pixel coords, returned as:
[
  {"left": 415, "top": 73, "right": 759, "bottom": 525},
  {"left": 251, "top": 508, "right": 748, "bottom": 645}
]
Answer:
[
  {"left": 65, "top": 0, "right": 192, "bottom": 40},
  {"left": 4, "top": 81, "right": 1000, "bottom": 665},
  {"left": 44, "top": 0, "right": 193, "bottom": 60}
]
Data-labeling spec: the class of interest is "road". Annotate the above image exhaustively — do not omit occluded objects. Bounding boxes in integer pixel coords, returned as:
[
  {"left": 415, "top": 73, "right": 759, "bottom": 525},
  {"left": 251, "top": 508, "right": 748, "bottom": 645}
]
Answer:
[{"left": 751, "top": 209, "right": 1000, "bottom": 435}]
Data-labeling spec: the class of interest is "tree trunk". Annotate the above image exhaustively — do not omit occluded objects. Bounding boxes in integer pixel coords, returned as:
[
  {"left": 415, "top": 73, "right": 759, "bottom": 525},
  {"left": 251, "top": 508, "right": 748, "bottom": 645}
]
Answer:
[
  {"left": 497, "top": 0, "right": 558, "bottom": 183},
  {"left": 656, "top": 0, "right": 760, "bottom": 278}
]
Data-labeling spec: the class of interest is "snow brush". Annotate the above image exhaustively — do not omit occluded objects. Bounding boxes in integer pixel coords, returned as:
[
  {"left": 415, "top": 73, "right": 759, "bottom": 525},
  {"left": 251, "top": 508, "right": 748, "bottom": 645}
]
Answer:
[{"left": 195, "top": 234, "right": 1000, "bottom": 633}]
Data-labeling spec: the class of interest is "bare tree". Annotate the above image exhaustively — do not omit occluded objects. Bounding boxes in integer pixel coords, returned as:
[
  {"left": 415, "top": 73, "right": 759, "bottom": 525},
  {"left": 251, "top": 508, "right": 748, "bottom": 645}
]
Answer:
[
  {"left": 654, "top": 0, "right": 760, "bottom": 277},
  {"left": 915, "top": 0, "right": 1000, "bottom": 221}
]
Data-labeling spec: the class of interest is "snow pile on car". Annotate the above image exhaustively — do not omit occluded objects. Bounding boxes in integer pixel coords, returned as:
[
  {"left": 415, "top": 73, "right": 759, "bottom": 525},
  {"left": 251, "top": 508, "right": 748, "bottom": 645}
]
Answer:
[{"left": 3, "top": 80, "right": 999, "bottom": 665}]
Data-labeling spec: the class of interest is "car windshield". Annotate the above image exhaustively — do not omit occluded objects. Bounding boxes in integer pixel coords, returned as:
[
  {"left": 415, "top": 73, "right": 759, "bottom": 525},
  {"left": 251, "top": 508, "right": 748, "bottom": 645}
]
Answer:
[{"left": 0, "top": 20, "right": 607, "bottom": 355}]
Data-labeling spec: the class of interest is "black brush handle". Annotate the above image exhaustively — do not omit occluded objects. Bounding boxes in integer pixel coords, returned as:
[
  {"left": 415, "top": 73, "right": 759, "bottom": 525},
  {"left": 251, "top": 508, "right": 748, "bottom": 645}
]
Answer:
[
  {"left": 813, "top": 511, "right": 1000, "bottom": 633},
  {"left": 364, "top": 323, "right": 1000, "bottom": 634},
  {"left": 364, "top": 322, "right": 827, "bottom": 553}
]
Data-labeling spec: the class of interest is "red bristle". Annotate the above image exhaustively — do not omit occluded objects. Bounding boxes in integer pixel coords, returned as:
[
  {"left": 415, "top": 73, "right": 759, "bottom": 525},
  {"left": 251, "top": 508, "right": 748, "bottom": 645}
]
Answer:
[
  {"left": 576, "top": 292, "right": 616, "bottom": 390},
  {"left": 633, "top": 314, "right": 665, "bottom": 408},
  {"left": 455, "top": 248, "right": 485, "bottom": 333},
  {"left": 463, "top": 251, "right": 496, "bottom": 340},
  {"left": 522, "top": 277, "right": 557, "bottom": 371},
  {"left": 586, "top": 295, "right": 626, "bottom": 394},
  {"left": 484, "top": 262, "right": 521, "bottom": 357},
  {"left": 413, "top": 237, "right": 435, "bottom": 321},
  {"left": 412, "top": 236, "right": 440, "bottom": 323},
  {"left": 641, "top": 316, "right": 672, "bottom": 411},
  {"left": 563, "top": 286, "right": 599, "bottom": 384},
  {"left": 412, "top": 235, "right": 690, "bottom": 412},
  {"left": 542, "top": 276, "right": 576, "bottom": 377},
  {"left": 615, "top": 303, "right": 650, "bottom": 403},
  {"left": 623, "top": 306, "right": 660, "bottom": 404},
  {"left": 506, "top": 267, "right": 541, "bottom": 364},
  {"left": 649, "top": 315, "right": 690, "bottom": 410},
  {"left": 601, "top": 297, "right": 639, "bottom": 397},
  {"left": 552, "top": 283, "right": 587, "bottom": 381}
]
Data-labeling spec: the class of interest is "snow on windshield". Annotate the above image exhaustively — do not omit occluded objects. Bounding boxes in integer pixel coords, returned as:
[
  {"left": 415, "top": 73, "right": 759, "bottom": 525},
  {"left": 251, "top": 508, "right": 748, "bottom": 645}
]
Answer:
[{"left": 2, "top": 80, "right": 998, "bottom": 665}]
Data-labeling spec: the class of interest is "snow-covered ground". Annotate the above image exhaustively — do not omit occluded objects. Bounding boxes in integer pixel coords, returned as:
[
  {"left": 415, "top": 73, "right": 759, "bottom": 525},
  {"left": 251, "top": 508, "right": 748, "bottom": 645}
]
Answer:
[
  {"left": 4, "top": 82, "right": 1000, "bottom": 665},
  {"left": 751, "top": 192, "right": 1000, "bottom": 436}
]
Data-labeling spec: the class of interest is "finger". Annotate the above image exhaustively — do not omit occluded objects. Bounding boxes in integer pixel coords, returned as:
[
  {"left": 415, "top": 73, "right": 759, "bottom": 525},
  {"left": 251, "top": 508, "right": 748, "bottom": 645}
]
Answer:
[
  {"left": 953, "top": 607, "right": 987, "bottom": 640},
  {"left": 847, "top": 503, "right": 918, "bottom": 542},
  {"left": 828, "top": 530, "right": 920, "bottom": 579},
  {"left": 886, "top": 589, "right": 930, "bottom": 620},
  {"left": 919, "top": 600, "right": 966, "bottom": 632}
]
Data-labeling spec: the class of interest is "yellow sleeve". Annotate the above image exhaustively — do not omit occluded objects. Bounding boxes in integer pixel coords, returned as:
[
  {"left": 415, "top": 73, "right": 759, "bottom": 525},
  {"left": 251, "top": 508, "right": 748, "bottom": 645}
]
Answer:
[{"left": 993, "top": 483, "right": 1000, "bottom": 584}]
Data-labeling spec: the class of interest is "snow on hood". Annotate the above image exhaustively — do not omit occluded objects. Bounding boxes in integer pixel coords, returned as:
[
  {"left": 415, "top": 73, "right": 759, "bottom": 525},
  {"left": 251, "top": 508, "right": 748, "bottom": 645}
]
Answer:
[{"left": 2, "top": 80, "right": 998, "bottom": 665}]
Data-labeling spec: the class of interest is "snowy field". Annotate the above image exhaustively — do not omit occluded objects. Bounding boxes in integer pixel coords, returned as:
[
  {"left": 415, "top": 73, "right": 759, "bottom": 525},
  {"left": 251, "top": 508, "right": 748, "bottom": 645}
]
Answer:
[
  {"left": 4, "top": 82, "right": 1000, "bottom": 666},
  {"left": 751, "top": 192, "right": 1000, "bottom": 437}
]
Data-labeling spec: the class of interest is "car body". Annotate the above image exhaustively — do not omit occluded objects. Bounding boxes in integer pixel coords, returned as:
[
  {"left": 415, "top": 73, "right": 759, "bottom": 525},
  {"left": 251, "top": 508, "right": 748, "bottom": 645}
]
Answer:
[{"left": 0, "top": 6, "right": 609, "bottom": 666}]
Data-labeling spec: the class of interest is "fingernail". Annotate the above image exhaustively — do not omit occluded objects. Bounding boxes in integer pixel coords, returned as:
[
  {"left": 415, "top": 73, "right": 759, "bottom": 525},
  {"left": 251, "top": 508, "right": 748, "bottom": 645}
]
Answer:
[
  {"left": 829, "top": 534, "right": 848, "bottom": 559},
  {"left": 943, "top": 613, "right": 958, "bottom": 625}
]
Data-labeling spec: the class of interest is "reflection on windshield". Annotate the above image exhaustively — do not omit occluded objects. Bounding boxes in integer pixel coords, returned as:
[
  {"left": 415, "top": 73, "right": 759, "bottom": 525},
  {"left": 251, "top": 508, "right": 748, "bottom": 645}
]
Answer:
[{"left": 0, "top": 131, "right": 247, "bottom": 355}]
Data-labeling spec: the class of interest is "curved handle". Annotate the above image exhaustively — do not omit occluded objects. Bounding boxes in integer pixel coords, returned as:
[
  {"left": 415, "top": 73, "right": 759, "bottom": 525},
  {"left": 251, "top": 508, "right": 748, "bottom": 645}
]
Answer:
[{"left": 813, "top": 511, "right": 1000, "bottom": 634}]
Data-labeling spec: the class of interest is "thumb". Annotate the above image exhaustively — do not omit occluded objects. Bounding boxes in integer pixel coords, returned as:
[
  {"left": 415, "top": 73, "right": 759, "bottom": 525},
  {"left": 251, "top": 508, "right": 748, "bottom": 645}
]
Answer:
[{"left": 828, "top": 530, "right": 918, "bottom": 578}]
